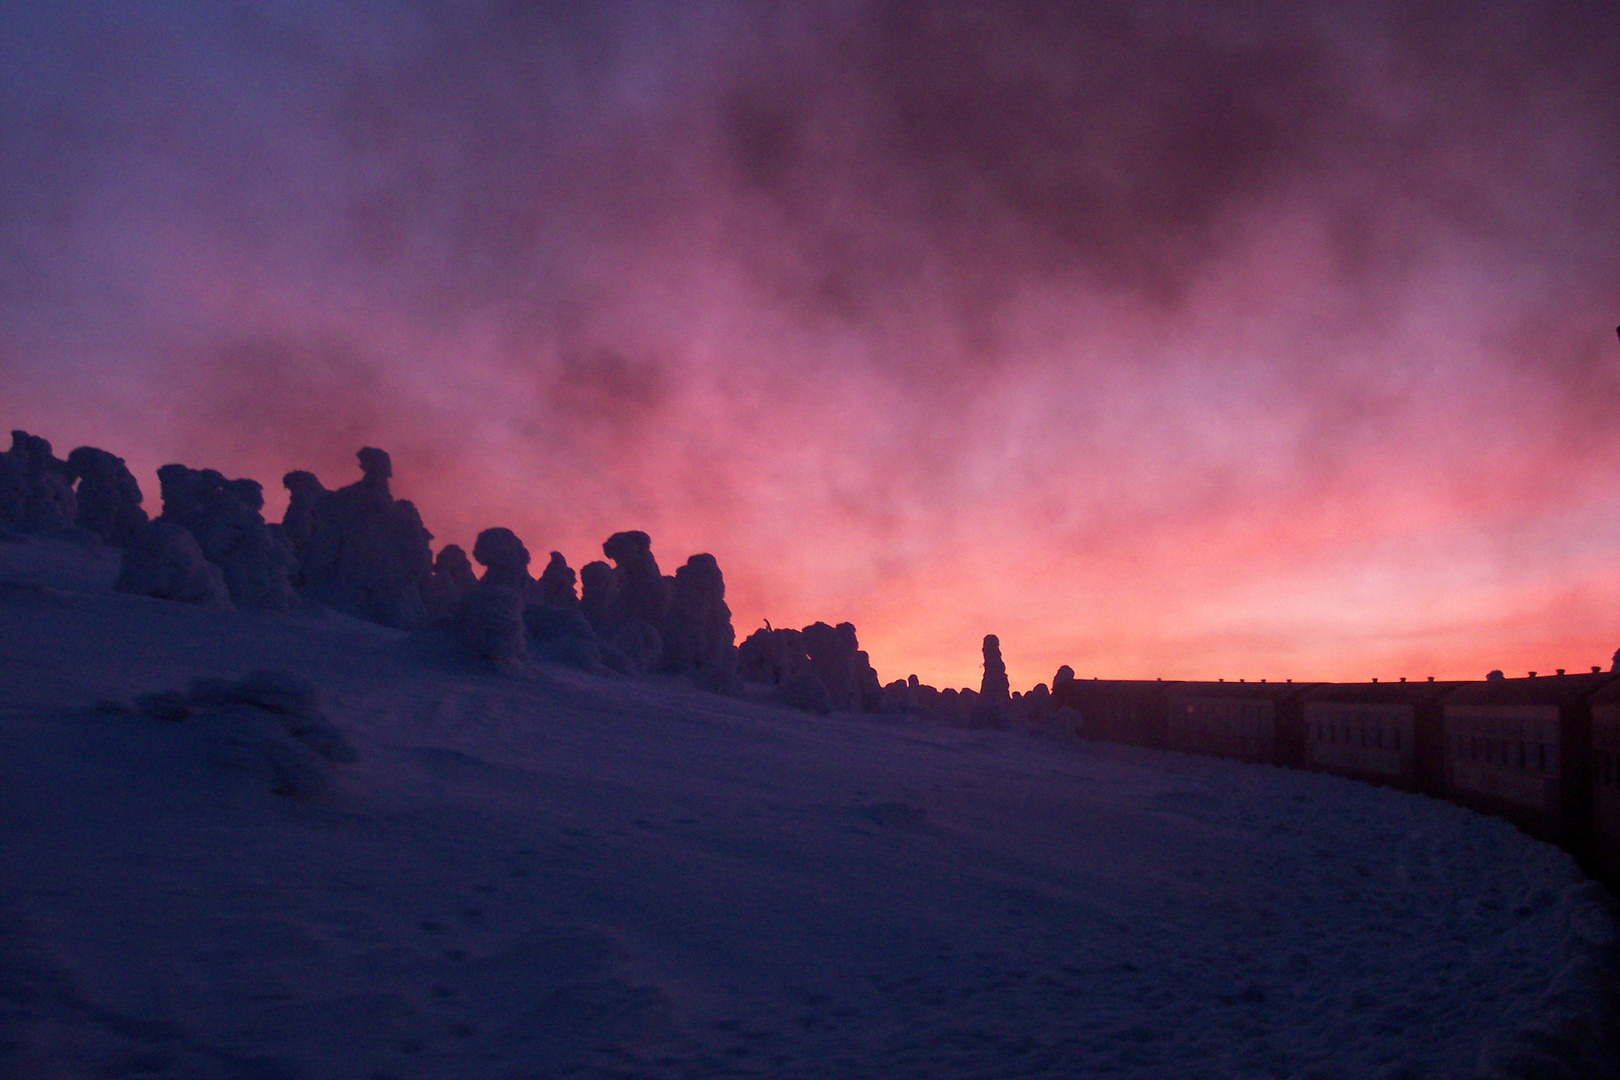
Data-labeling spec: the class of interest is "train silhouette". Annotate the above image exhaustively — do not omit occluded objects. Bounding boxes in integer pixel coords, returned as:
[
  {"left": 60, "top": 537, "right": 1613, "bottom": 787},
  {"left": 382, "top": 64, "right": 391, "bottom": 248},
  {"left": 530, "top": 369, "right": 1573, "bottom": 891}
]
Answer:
[{"left": 1051, "top": 667, "right": 1620, "bottom": 888}]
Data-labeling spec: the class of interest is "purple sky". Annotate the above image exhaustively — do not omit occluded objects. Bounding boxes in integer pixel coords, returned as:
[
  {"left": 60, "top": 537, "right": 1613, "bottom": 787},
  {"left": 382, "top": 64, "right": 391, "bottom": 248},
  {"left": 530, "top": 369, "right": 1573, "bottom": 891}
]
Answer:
[{"left": 5, "top": 1, "right": 1620, "bottom": 689}]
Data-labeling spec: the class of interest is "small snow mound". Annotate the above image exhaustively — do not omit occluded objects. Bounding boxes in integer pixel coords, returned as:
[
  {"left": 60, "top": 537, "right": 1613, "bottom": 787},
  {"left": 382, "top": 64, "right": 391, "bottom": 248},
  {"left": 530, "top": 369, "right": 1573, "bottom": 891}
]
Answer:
[
  {"left": 200, "top": 702, "right": 332, "bottom": 797},
  {"left": 453, "top": 584, "right": 530, "bottom": 672},
  {"left": 131, "top": 671, "right": 359, "bottom": 794},
  {"left": 190, "top": 669, "right": 319, "bottom": 720},
  {"left": 1476, "top": 880, "right": 1620, "bottom": 1080}
]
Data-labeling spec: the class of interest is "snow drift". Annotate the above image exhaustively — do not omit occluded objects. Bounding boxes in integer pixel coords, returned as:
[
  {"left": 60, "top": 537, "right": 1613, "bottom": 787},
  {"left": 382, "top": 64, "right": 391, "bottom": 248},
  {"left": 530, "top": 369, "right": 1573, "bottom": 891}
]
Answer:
[{"left": 0, "top": 532, "right": 1615, "bottom": 1079}]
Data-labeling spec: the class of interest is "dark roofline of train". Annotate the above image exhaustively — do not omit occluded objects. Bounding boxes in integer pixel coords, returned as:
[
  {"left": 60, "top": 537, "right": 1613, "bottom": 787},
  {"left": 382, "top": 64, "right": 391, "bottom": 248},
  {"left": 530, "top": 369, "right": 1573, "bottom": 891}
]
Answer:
[
  {"left": 1444, "top": 670, "right": 1620, "bottom": 707},
  {"left": 1166, "top": 680, "right": 1322, "bottom": 703},
  {"left": 1055, "top": 672, "right": 1620, "bottom": 704},
  {"left": 1302, "top": 680, "right": 1471, "bottom": 705}
]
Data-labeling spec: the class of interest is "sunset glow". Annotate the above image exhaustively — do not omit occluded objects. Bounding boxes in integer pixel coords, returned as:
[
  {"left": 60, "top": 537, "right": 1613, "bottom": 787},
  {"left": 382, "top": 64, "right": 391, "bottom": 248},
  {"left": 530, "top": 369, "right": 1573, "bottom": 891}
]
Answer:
[{"left": 5, "top": 2, "right": 1619, "bottom": 689}]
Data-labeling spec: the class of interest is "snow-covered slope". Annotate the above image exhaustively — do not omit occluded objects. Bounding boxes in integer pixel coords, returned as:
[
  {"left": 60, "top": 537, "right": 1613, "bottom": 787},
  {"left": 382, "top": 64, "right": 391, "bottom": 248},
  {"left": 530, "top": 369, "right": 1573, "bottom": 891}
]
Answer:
[{"left": 1, "top": 535, "right": 1615, "bottom": 1079}]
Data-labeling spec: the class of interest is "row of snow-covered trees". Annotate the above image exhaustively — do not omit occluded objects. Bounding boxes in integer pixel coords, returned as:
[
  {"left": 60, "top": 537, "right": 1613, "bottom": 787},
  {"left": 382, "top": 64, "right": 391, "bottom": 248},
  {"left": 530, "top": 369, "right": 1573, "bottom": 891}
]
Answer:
[{"left": 1, "top": 429, "right": 1077, "bottom": 726}]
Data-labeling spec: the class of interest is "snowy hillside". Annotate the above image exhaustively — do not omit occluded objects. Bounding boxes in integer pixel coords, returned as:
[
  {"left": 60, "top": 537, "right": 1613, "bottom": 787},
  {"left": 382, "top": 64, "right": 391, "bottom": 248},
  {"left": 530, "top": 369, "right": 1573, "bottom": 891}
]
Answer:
[{"left": 1, "top": 534, "right": 1615, "bottom": 1079}]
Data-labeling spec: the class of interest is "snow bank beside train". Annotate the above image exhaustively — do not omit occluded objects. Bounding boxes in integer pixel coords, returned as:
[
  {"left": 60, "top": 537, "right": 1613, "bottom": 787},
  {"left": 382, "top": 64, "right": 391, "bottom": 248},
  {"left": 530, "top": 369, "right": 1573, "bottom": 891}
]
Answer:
[{"left": 0, "top": 533, "right": 1616, "bottom": 1078}]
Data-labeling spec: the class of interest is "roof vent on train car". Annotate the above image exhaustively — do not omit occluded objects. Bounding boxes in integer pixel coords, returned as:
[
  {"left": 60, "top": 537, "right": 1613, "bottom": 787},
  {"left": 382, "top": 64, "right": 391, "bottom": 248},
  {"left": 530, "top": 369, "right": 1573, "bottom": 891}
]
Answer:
[
  {"left": 1557, "top": 669, "right": 1565, "bottom": 676},
  {"left": 1372, "top": 678, "right": 1378, "bottom": 682},
  {"left": 1529, "top": 672, "right": 1537, "bottom": 678},
  {"left": 1428, "top": 676, "right": 1435, "bottom": 681},
  {"left": 1594, "top": 666, "right": 1602, "bottom": 674},
  {"left": 1399, "top": 677, "right": 1406, "bottom": 682}
]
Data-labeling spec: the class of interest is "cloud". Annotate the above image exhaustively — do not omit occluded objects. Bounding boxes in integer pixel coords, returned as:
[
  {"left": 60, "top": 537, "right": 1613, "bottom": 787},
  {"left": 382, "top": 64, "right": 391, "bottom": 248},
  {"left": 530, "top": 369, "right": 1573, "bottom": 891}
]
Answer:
[{"left": 3, "top": 0, "right": 1620, "bottom": 686}]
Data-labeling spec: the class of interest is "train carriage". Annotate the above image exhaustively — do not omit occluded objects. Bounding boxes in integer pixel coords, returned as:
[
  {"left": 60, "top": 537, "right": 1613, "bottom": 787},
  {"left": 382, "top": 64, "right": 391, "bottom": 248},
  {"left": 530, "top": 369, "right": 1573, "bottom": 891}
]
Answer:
[
  {"left": 1049, "top": 679, "right": 1176, "bottom": 750},
  {"left": 1300, "top": 680, "right": 1466, "bottom": 794},
  {"left": 1441, "top": 670, "right": 1616, "bottom": 851},
  {"left": 1164, "top": 681, "right": 1319, "bottom": 766},
  {"left": 1584, "top": 679, "right": 1620, "bottom": 881}
]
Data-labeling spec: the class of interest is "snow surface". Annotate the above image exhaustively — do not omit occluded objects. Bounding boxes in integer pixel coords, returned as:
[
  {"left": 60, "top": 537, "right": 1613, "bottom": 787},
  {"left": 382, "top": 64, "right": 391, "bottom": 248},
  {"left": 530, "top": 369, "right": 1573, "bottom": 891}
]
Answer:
[{"left": 1, "top": 534, "right": 1615, "bottom": 1079}]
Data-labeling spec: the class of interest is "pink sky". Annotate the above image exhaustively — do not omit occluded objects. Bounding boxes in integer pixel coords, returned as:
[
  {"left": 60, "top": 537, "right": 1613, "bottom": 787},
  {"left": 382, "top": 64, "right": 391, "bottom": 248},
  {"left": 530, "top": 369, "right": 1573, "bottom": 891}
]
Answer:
[{"left": 5, "top": 2, "right": 1619, "bottom": 690}]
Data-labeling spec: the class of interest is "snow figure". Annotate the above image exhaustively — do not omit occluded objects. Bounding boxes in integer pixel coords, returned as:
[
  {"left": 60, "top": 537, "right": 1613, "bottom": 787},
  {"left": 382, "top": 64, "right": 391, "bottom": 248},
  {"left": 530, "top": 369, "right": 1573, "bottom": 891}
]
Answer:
[
  {"left": 524, "top": 603, "right": 603, "bottom": 671},
  {"left": 0, "top": 430, "right": 76, "bottom": 534},
  {"left": 538, "top": 551, "right": 578, "bottom": 607},
  {"left": 881, "top": 678, "right": 913, "bottom": 712},
  {"left": 114, "top": 521, "right": 233, "bottom": 608},
  {"left": 602, "top": 530, "right": 670, "bottom": 631},
  {"left": 298, "top": 448, "right": 434, "bottom": 630},
  {"left": 738, "top": 626, "right": 806, "bottom": 686},
  {"left": 801, "top": 621, "right": 881, "bottom": 712},
  {"left": 279, "top": 470, "right": 329, "bottom": 565},
  {"left": 0, "top": 447, "right": 19, "bottom": 530},
  {"left": 768, "top": 670, "right": 834, "bottom": 715},
  {"left": 454, "top": 584, "right": 529, "bottom": 672},
  {"left": 156, "top": 464, "right": 296, "bottom": 611},
  {"left": 579, "top": 560, "right": 619, "bottom": 635},
  {"left": 65, "top": 446, "right": 147, "bottom": 545},
  {"left": 1018, "top": 682, "right": 1052, "bottom": 727},
  {"left": 604, "top": 621, "right": 662, "bottom": 676},
  {"left": 980, "top": 635, "right": 1010, "bottom": 701},
  {"left": 422, "top": 544, "right": 479, "bottom": 620},
  {"left": 661, "top": 553, "right": 737, "bottom": 684},
  {"left": 472, "top": 527, "right": 538, "bottom": 596}
]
